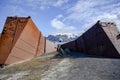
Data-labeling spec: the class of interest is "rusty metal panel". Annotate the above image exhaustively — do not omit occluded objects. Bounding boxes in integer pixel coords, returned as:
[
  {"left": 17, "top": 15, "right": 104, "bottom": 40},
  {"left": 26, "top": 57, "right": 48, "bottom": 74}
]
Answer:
[
  {"left": 10, "top": 46, "right": 34, "bottom": 59},
  {"left": 0, "top": 17, "right": 29, "bottom": 64},
  {"left": 84, "top": 22, "right": 120, "bottom": 57},
  {"left": 5, "top": 47, "right": 34, "bottom": 64},
  {"left": 61, "top": 21, "right": 120, "bottom": 58},
  {"left": 0, "top": 17, "right": 17, "bottom": 64},
  {"left": 5, "top": 56, "right": 22, "bottom": 65},
  {"left": 61, "top": 41, "right": 77, "bottom": 51},
  {"left": 5, "top": 18, "right": 40, "bottom": 64},
  {"left": 36, "top": 34, "right": 46, "bottom": 56},
  {"left": 75, "top": 36, "right": 85, "bottom": 52},
  {"left": 80, "top": 21, "right": 120, "bottom": 57},
  {"left": 18, "top": 18, "right": 40, "bottom": 48},
  {"left": 101, "top": 22, "right": 120, "bottom": 56},
  {"left": 12, "top": 17, "right": 28, "bottom": 46},
  {"left": 45, "top": 39, "right": 57, "bottom": 53}
]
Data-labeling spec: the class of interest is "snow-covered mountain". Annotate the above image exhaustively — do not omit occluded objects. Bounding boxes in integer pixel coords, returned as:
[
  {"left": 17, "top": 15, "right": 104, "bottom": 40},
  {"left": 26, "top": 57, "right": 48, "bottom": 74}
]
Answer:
[{"left": 46, "top": 33, "right": 80, "bottom": 43}]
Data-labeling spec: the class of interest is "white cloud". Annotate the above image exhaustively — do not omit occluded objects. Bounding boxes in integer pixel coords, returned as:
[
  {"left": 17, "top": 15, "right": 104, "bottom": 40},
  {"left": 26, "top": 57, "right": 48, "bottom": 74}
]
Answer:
[
  {"left": 57, "top": 14, "right": 63, "bottom": 18},
  {"left": 53, "top": 0, "right": 69, "bottom": 7},
  {"left": 65, "top": 0, "right": 120, "bottom": 31},
  {"left": 117, "top": 14, "right": 120, "bottom": 20},
  {"left": 51, "top": 15, "right": 76, "bottom": 31},
  {"left": 10, "top": 0, "right": 69, "bottom": 10},
  {"left": 51, "top": 18, "right": 63, "bottom": 30},
  {"left": 66, "top": 0, "right": 116, "bottom": 21}
]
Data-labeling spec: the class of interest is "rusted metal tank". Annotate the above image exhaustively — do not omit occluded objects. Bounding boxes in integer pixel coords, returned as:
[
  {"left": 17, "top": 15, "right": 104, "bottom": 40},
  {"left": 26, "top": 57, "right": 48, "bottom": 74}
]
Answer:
[
  {"left": 45, "top": 39, "right": 57, "bottom": 54},
  {"left": 36, "top": 34, "right": 46, "bottom": 56},
  {"left": 61, "top": 21, "right": 120, "bottom": 58},
  {"left": 0, "top": 17, "right": 29, "bottom": 65},
  {"left": 0, "top": 16, "right": 57, "bottom": 65},
  {"left": 61, "top": 41, "right": 77, "bottom": 51}
]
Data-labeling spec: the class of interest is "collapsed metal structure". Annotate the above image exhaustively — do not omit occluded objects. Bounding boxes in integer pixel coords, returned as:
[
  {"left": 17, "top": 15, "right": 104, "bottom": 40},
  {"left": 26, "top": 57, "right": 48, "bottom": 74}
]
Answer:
[
  {"left": 0, "top": 17, "right": 120, "bottom": 66},
  {"left": 0, "top": 16, "right": 57, "bottom": 65},
  {"left": 61, "top": 21, "right": 120, "bottom": 58}
]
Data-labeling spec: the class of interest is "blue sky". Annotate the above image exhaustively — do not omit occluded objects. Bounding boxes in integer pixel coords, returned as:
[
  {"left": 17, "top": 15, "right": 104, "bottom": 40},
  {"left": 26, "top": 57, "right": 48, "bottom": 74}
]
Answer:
[{"left": 0, "top": 0, "right": 120, "bottom": 36}]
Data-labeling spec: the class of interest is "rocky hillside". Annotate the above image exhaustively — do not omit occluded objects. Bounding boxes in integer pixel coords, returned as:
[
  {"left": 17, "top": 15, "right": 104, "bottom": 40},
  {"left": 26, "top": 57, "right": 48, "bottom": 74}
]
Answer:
[{"left": 46, "top": 33, "right": 79, "bottom": 43}]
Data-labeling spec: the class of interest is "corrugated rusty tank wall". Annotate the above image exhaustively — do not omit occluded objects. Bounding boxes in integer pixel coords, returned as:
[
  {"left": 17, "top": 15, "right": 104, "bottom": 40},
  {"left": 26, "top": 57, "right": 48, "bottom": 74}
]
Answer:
[
  {"left": 61, "top": 21, "right": 120, "bottom": 58},
  {"left": 36, "top": 34, "right": 46, "bottom": 56},
  {"left": 0, "top": 16, "right": 57, "bottom": 65},
  {"left": 5, "top": 18, "right": 40, "bottom": 64},
  {"left": 60, "top": 41, "right": 77, "bottom": 51},
  {"left": 45, "top": 39, "right": 57, "bottom": 53},
  {"left": 0, "top": 17, "right": 29, "bottom": 64},
  {"left": 101, "top": 22, "right": 120, "bottom": 56}
]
